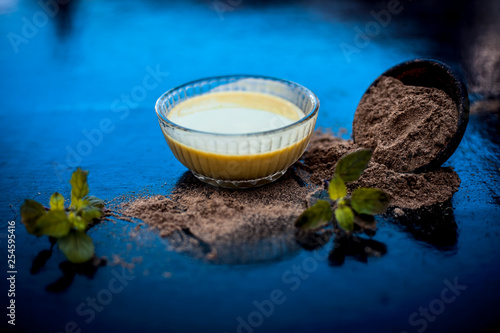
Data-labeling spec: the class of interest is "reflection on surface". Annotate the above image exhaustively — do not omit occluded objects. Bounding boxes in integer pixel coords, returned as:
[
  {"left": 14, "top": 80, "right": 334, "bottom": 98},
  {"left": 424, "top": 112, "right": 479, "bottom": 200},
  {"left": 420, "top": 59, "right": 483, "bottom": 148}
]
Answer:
[
  {"left": 30, "top": 239, "right": 107, "bottom": 292},
  {"left": 44, "top": 258, "right": 107, "bottom": 292},
  {"left": 462, "top": 0, "right": 500, "bottom": 102},
  {"left": 295, "top": 228, "right": 333, "bottom": 251},
  {"left": 387, "top": 200, "right": 458, "bottom": 252},
  {"left": 168, "top": 226, "right": 301, "bottom": 265},
  {"left": 53, "top": 0, "right": 76, "bottom": 39},
  {"left": 165, "top": 171, "right": 306, "bottom": 265},
  {"left": 28, "top": 0, "right": 77, "bottom": 39},
  {"left": 295, "top": 226, "right": 387, "bottom": 266},
  {"left": 328, "top": 233, "right": 387, "bottom": 266}
]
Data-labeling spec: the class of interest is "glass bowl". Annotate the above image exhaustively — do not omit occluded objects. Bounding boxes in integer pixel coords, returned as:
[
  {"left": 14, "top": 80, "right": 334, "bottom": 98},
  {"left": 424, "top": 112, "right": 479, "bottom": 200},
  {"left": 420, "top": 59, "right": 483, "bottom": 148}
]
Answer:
[{"left": 155, "top": 75, "right": 319, "bottom": 188}]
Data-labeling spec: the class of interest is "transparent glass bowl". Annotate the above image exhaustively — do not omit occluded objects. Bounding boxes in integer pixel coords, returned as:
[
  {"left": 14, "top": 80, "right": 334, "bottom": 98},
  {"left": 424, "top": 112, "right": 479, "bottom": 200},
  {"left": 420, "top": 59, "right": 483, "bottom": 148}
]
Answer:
[{"left": 155, "top": 75, "right": 319, "bottom": 188}]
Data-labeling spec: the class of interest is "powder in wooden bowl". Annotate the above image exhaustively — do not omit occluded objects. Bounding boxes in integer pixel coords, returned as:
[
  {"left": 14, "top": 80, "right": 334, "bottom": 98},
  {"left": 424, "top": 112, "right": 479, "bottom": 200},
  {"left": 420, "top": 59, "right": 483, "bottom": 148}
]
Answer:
[{"left": 353, "top": 76, "right": 458, "bottom": 172}]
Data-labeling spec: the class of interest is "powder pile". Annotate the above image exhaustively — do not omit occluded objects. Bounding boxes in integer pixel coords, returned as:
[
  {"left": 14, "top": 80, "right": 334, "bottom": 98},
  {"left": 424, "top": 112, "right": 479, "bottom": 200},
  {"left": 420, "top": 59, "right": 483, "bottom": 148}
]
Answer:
[
  {"left": 121, "top": 170, "right": 319, "bottom": 263},
  {"left": 301, "top": 132, "right": 461, "bottom": 209},
  {"left": 353, "top": 76, "right": 458, "bottom": 172}
]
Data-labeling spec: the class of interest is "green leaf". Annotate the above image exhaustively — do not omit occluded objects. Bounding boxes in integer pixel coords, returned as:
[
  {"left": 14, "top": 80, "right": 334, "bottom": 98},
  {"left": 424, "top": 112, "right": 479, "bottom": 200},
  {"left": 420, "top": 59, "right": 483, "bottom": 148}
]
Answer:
[
  {"left": 328, "top": 176, "right": 346, "bottom": 200},
  {"left": 334, "top": 149, "right": 373, "bottom": 182},
  {"left": 295, "top": 200, "right": 333, "bottom": 230},
  {"left": 335, "top": 205, "right": 354, "bottom": 231},
  {"left": 81, "top": 206, "right": 102, "bottom": 224},
  {"left": 49, "top": 192, "right": 65, "bottom": 210},
  {"left": 74, "top": 199, "right": 90, "bottom": 211},
  {"left": 69, "top": 212, "right": 88, "bottom": 231},
  {"left": 351, "top": 188, "right": 390, "bottom": 215},
  {"left": 21, "top": 199, "right": 46, "bottom": 235},
  {"left": 33, "top": 210, "right": 71, "bottom": 238},
  {"left": 84, "top": 195, "right": 105, "bottom": 209},
  {"left": 57, "top": 230, "right": 95, "bottom": 263},
  {"left": 70, "top": 168, "right": 89, "bottom": 207}
]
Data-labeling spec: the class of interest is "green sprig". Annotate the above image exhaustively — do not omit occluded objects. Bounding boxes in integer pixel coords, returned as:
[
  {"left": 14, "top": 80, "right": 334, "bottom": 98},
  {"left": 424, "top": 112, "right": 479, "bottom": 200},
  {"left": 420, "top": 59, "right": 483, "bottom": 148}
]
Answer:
[
  {"left": 20, "top": 168, "right": 103, "bottom": 263},
  {"left": 295, "top": 149, "right": 389, "bottom": 232}
]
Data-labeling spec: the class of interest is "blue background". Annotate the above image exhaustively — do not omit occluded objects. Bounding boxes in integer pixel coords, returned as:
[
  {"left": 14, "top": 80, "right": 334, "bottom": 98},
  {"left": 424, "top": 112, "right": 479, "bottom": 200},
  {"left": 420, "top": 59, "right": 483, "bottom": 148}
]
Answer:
[{"left": 1, "top": 0, "right": 499, "bottom": 332}]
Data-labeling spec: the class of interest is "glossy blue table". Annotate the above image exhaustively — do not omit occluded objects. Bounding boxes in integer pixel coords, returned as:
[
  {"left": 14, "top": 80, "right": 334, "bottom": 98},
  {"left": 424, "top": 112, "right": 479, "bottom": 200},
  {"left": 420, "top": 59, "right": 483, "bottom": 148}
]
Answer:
[{"left": 1, "top": 1, "right": 499, "bottom": 332}]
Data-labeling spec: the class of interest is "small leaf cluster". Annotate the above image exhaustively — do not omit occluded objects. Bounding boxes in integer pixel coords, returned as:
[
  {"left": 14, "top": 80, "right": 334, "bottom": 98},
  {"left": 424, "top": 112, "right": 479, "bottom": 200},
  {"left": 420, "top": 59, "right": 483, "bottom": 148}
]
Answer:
[
  {"left": 21, "top": 168, "right": 104, "bottom": 263},
  {"left": 295, "top": 149, "right": 389, "bottom": 232}
]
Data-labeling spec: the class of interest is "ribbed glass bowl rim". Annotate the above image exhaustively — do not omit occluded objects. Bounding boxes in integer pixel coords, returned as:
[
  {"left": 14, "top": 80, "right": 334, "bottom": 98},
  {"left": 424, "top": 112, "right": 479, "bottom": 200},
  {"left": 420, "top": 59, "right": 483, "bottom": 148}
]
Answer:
[{"left": 155, "top": 74, "right": 320, "bottom": 138}]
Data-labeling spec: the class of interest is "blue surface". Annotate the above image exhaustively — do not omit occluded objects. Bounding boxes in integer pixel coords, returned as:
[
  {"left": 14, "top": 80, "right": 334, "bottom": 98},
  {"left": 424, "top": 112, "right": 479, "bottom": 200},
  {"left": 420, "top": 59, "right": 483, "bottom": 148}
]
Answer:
[{"left": 1, "top": 1, "right": 499, "bottom": 332}]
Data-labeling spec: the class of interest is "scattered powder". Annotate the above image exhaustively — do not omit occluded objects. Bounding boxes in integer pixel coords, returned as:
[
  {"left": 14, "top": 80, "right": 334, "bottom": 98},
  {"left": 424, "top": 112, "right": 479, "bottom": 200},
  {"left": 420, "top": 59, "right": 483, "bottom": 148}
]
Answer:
[
  {"left": 106, "top": 254, "right": 143, "bottom": 270},
  {"left": 353, "top": 76, "right": 458, "bottom": 172},
  {"left": 121, "top": 170, "right": 318, "bottom": 263},
  {"left": 393, "top": 208, "right": 405, "bottom": 217}
]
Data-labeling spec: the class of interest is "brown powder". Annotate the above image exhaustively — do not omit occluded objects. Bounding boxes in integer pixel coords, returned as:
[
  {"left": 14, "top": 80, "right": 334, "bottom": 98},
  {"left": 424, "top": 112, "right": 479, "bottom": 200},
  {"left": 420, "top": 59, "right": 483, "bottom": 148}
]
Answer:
[
  {"left": 302, "top": 132, "right": 460, "bottom": 209},
  {"left": 353, "top": 76, "right": 458, "bottom": 172},
  {"left": 301, "top": 131, "right": 359, "bottom": 185},
  {"left": 121, "top": 170, "right": 320, "bottom": 263}
]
